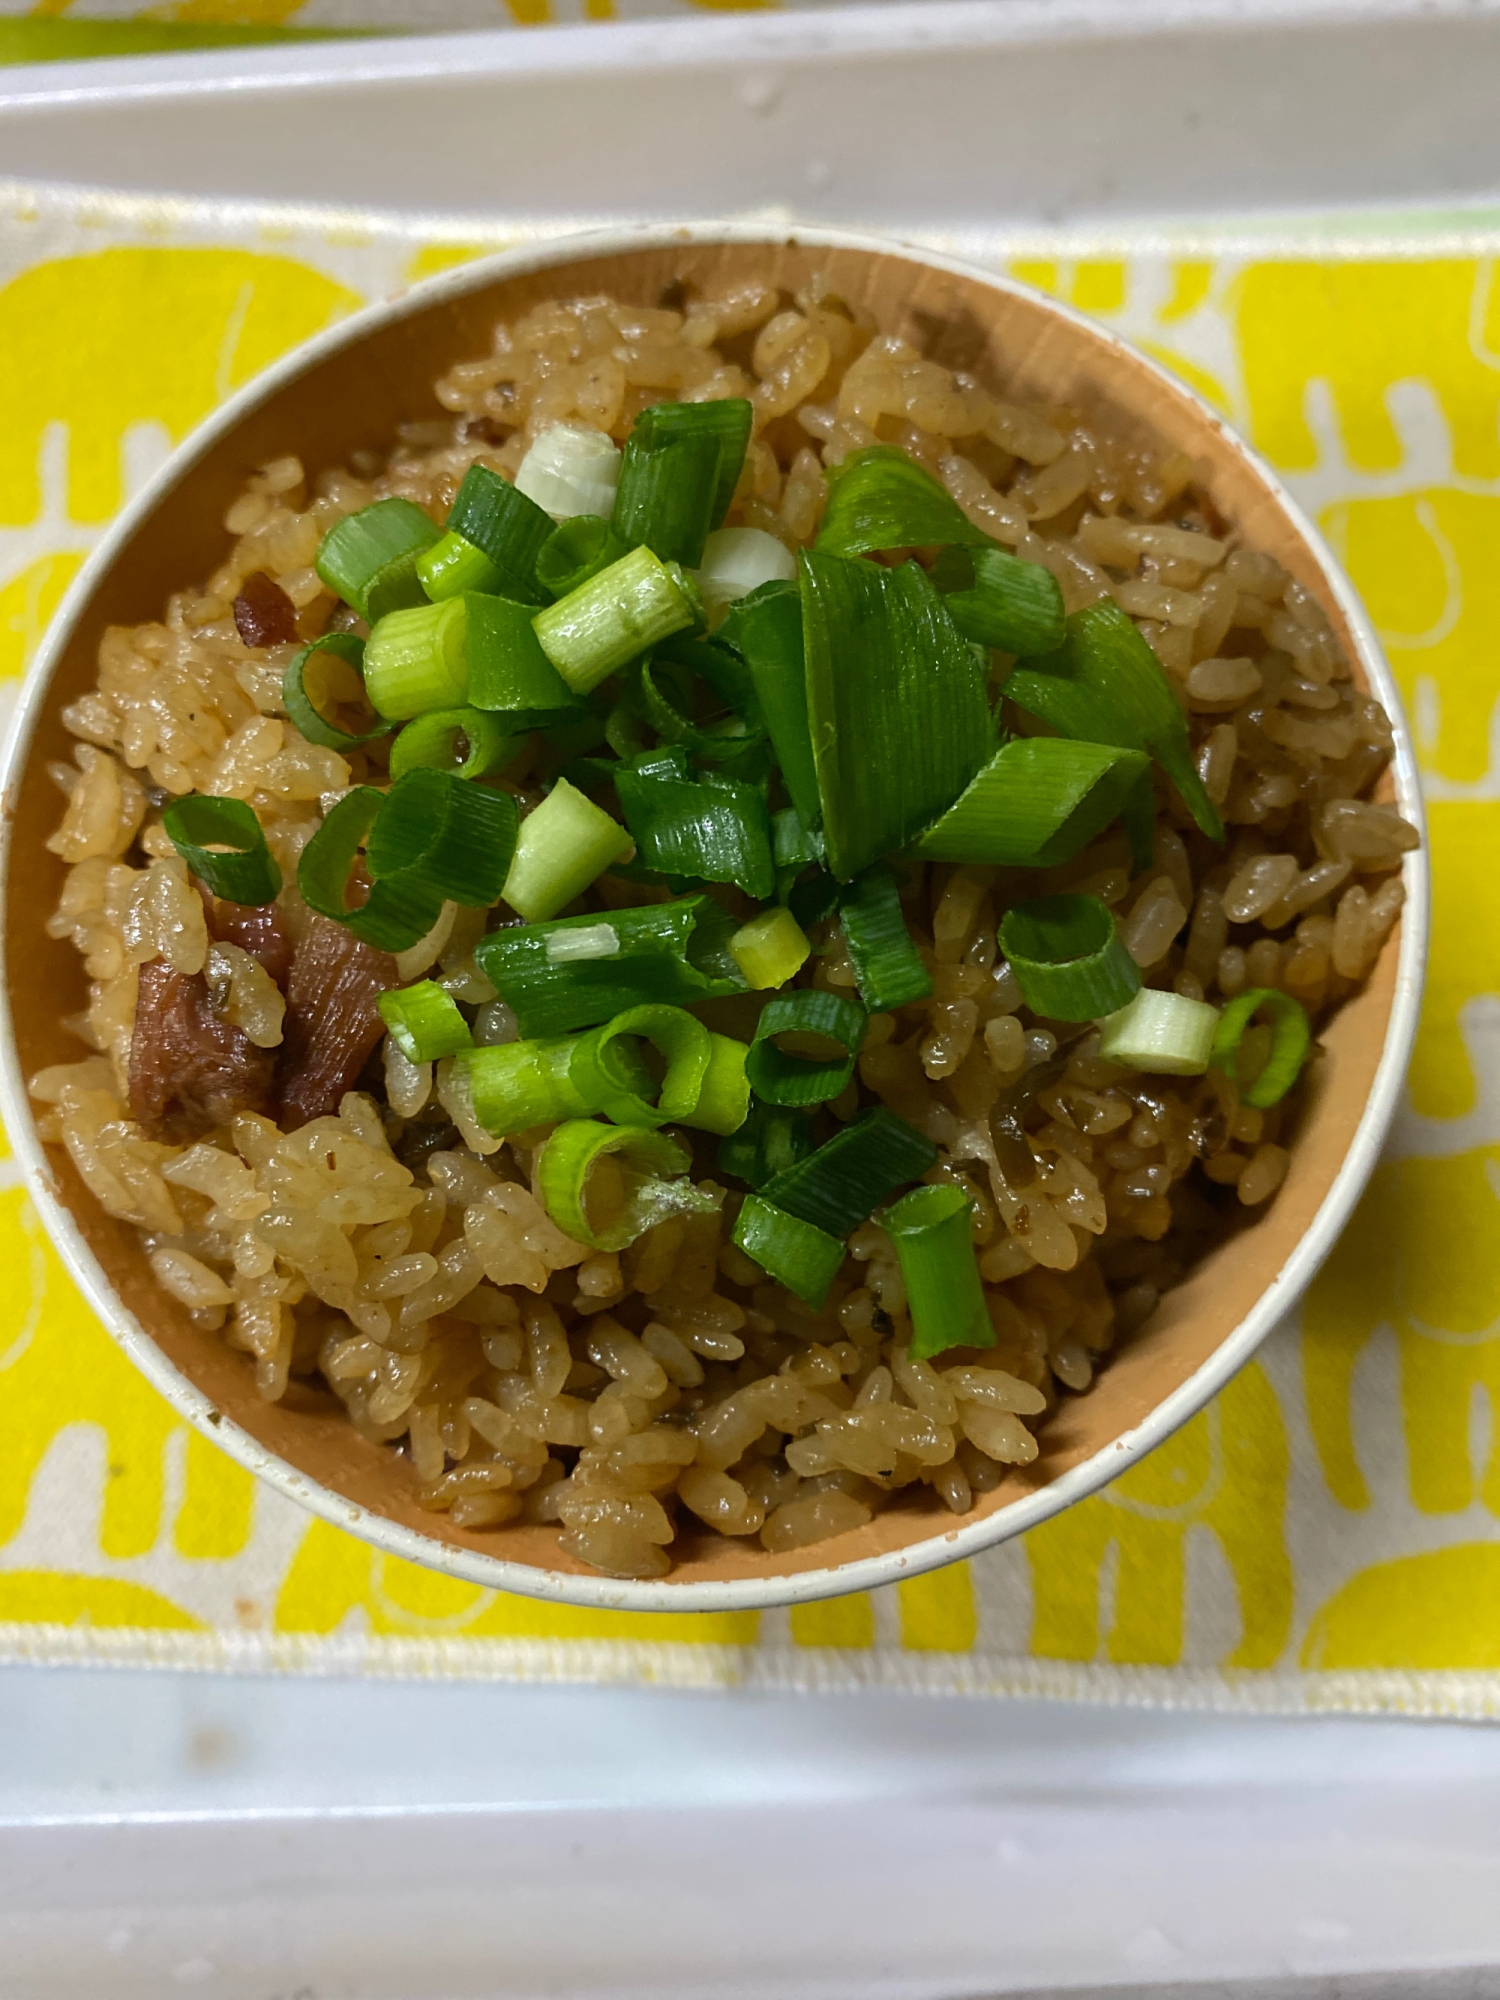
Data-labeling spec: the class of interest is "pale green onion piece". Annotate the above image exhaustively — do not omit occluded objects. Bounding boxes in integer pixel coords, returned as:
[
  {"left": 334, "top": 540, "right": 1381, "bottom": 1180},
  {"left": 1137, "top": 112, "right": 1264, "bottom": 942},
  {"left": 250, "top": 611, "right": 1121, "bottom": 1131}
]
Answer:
[
  {"left": 378, "top": 980, "right": 474, "bottom": 1063},
  {"left": 514, "top": 423, "right": 623, "bottom": 521},
  {"left": 729, "top": 906, "right": 812, "bottom": 990},
  {"left": 533, "top": 545, "right": 696, "bottom": 695},
  {"left": 501, "top": 777, "right": 634, "bottom": 921},
  {"left": 546, "top": 922, "right": 621, "bottom": 965},
  {"left": 416, "top": 531, "right": 505, "bottom": 602},
  {"left": 1098, "top": 986, "right": 1219, "bottom": 1075},
  {"left": 695, "top": 526, "right": 797, "bottom": 616},
  {"left": 880, "top": 1183, "right": 994, "bottom": 1362},
  {"left": 693, "top": 1034, "right": 753, "bottom": 1138},
  {"left": 388, "top": 707, "right": 522, "bottom": 783},
  {"left": 457, "top": 1036, "right": 592, "bottom": 1137},
  {"left": 536, "top": 1119, "right": 712, "bottom": 1252},
  {"left": 568, "top": 1003, "right": 711, "bottom": 1127},
  {"left": 363, "top": 597, "right": 469, "bottom": 720}
]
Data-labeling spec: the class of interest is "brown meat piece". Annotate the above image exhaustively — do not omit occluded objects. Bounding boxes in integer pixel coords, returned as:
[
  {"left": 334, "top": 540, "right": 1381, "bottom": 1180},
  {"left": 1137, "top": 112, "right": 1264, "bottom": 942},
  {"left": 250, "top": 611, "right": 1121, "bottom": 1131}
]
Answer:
[
  {"left": 208, "top": 897, "right": 295, "bottom": 988},
  {"left": 233, "top": 571, "right": 299, "bottom": 649},
  {"left": 275, "top": 914, "right": 398, "bottom": 1130},
  {"left": 128, "top": 958, "right": 276, "bottom": 1142}
]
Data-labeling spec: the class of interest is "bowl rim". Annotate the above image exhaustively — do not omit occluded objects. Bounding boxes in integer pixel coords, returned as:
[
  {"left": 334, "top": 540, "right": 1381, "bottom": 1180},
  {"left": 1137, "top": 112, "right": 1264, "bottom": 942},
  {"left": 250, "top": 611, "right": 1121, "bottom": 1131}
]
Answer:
[{"left": 0, "top": 219, "right": 1429, "bottom": 1613}]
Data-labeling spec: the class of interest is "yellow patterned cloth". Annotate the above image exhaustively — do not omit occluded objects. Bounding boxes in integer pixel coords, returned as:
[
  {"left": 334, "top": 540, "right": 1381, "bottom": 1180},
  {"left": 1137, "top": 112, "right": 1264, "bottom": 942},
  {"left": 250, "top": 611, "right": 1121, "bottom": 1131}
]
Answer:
[{"left": 3, "top": 185, "right": 1498, "bottom": 1712}]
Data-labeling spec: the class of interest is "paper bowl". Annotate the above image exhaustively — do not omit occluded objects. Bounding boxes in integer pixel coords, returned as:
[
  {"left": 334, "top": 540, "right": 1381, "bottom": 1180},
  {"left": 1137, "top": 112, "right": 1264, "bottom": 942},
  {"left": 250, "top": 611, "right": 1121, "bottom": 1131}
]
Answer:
[{"left": 0, "top": 225, "right": 1427, "bottom": 1611}]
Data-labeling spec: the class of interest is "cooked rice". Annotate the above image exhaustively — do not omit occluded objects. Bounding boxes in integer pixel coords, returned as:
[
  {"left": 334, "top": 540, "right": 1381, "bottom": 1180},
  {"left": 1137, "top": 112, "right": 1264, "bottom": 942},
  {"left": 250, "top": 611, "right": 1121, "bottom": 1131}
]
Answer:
[{"left": 33, "top": 276, "right": 1418, "bottom": 1580}]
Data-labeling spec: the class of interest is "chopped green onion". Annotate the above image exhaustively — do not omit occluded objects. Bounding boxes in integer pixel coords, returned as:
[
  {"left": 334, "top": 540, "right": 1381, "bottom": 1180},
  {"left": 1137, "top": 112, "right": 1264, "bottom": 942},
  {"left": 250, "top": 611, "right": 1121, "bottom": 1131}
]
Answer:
[
  {"left": 696, "top": 527, "right": 797, "bottom": 616},
  {"left": 815, "top": 445, "right": 991, "bottom": 560},
  {"left": 463, "top": 594, "right": 584, "bottom": 728},
  {"left": 801, "top": 551, "right": 991, "bottom": 882},
  {"left": 914, "top": 738, "right": 1151, "bottom": 867},
  {"left": 533, "top": 545, "right": 697, "bottom": 695},
  {"left": 730, "top": 906, "right": 811, "bottom": 989},
  {"left": 363, "top": 597, "right": 469, "bottom": 720},
  {"left": 773, "top": 807, "right": 824, "bottom": 901},
  {"left": 1209, "top": 987, "right": 1312, "bottom": 1108},
  {"left": 693, "top": 1032, "right": 753, "bottom": 1137},
  {"left": 537, "top": 1120, "right": 713, "bottom": 1253},
  {"left": 162, "top": 794, "right": 282, "bottom": 907},
  {"left": 515, "top": 424, "right": 623, "bottom": 523},
  {"left": 474, "top": 895, "right": 745, "bottom": 1038},
  {"left": 416, "top": 531, "right": 506, "bottom": 603},
  {"left": 535, "top": 515, "right": 632, "bottom": 600},
  {"left": 569, "top": 1003, "right": 711, "bottom": 1127},
  {"left": 838, "top": 864, "right": 932, "bottom": 1013},
  {"left": 501, "top": 776, "right": 634, "bottom": 922},
  {"left": 457, "top": 1036, "right": 590, "bottom": 1136},
  {"left": 718, "top": 581, "right": 820, "bottom": 831},
  {"left": 632, "top": 399, "right": 753, "bottom": 529},
  {"left": 367, "top": 768, "right": 519, "bottom": 910},
  {"left": 998, "top": 893, "right": 1142, "bottom": 1021},
  {"left": 621, "top": 634, "right": 764, "bottom": 765},
  {"left": 880, "top": 1183, "right": 994, "bottom": 1361},
  {"left": 732, "top": 1193, "right": 846, "bottom": 1309},
  {"left": 298, "top": 787, "right": 443, "bottom": 951},
  {"left": 389, "top": 707, "right": 523, "bottom": 783},
  {"left": 420, "top": 462, "right": 552, "bottom": 605},
  {"left": 1005, "top": 598, "right": 1224, "bottom": 842},
  {"left": 614, "top": 763, "right": 775, "bottom": 901},
  {"left": 613, "top": 428, "right": 722, "bottom": 570},
  {"left": 717, "top": 1100, "right": 816, "bottom": 1190},
  {"left": 315, "top": 497, "right": 441, "bottom": 623},
  {"left": 547, "top": 921, "right": 620, "bottom": 965},
  {"left": 1098, "top": 986, "right": 1219, "bottom": 1075},
  {"left": 931, "top": 543, "right": 1066, "bottom": 656},
  {"left": 761, "top": 1105, "right": 938, "bottom": 1239},
  {"left": 745, "top": 990, "right": 868, "bottom": 1107},
  {"left": 282, "top": 632, "right": 389, "bottom": 752},
  {"left": 378, "top": 979, "right": 474, "bottom": 1062}
]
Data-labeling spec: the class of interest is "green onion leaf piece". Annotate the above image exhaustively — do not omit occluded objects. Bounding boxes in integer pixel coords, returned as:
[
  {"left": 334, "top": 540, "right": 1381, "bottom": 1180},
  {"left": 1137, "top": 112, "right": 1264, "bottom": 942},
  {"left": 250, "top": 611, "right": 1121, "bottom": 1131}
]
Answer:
[
  {"left": 298, "top": 787, "right": 443, "bottom": 951},
  {"left": 568, "top": 1003, "right": 711, "bottom": 1127},
  {"left": 880, "top": 1183, "right": 994, "bottom": 1362},
  {"left": 997, "top": 893, "right": 1142, "bottom": 1021},
  {"left": 621, "top": 632, "right": 765, "bottom": 765},
  {"left": 161, "top": 794, "right": 282, "bottom": 907},
  {"left": 815, "top": 445, "right": 992, "bottom": 560},
  {"left": 838, "top": 864, "right": 933, "bottom": 1013},
  {"left": 693, "top": 1033, "right": 753, "bottom": 1138},
  {"left": 745, "top": 990, "right": 868, "bottom": 1107},
  {"left": 614, "top": 763, "right": 775, "bottom": 902},
  {"left": 761, "top": 1105, "right": 938, "bottom": 1239},
  {"left": 474, "top": 895, "right": 746, "bottom": 1038},
  {"left": 1004, "top": 598, "right": 1224, "bottom": 842},
  {"left": 315, "top": 497, "right": 441, "bottom": 623},
  {"left": 730, "top": 906, "right": 811, "bottom": 990},
  {"left": 613, "top": 428, "right": 722, "bottom": 569},
  {"left": 614, "top": 399, "right": 753, "bottom": 565},
  {"left": 537, "top": 1120, "right": 714, "bottom": 1253},
  {"left": 282, "top": 632, "right": 390, "bottom": 753},
  {"left": 716, "top": 1100, "right": 817, "bottom": 1190},
  {"left": 931, "top": 543, "right": 1066, "bottom": 656},
  {"left": 914, "top": 737, "right": 1152, "bottom": 868},
  {"left": 389, "top": 707, "right": 523, "bottom": 783},
  {"left": 801, "top": 551, "right": 991, "bottom": 882},
  {"left": 534, "top": 515, "right": 632, "bottom": 600},
  {"left": 718, "top": 581, "right": 820, "bottom": 831},
  {"left": 422, "top": 462, "right": 553, "bottom": 605},
  {"left": 1098, "top": 986, "right": 1220, "bottom": 1076},
  {"left": 378, "top": 980, "right": 475, "bottom": 1063},
  {"left": 368, "top": 768, "right": 519, "bottom": 910},
  {"left": 463, "top": 594, "right": 584, "bottom": 728},
  {"left": 732, "top": 1193, "right": 846, "bottom": 1310},
  {"left": 363, "top": 597, "right": 469, "bottom": 720},
  {"left": 1209, "top": 987, "right": 1312, "bottom": 1109},
  {"left": 533, "top": 545, "right": 697, "bottom": 695},
  {"left": 501, "top": 776, "right": 634, "bottom": 922}
]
